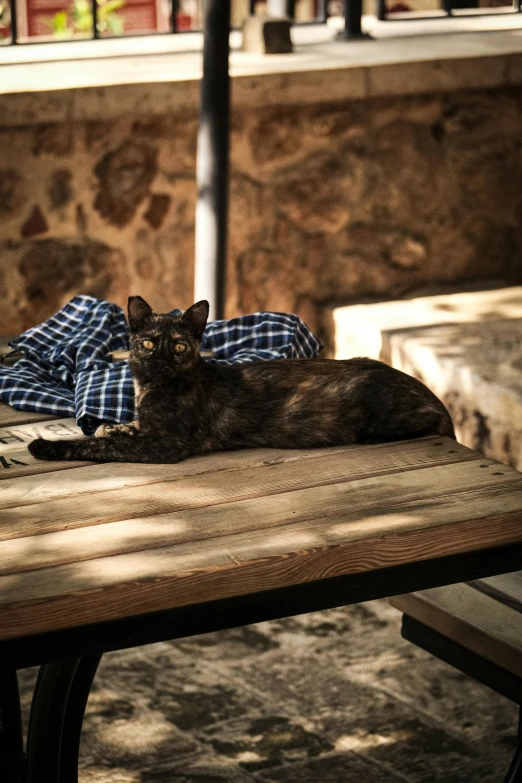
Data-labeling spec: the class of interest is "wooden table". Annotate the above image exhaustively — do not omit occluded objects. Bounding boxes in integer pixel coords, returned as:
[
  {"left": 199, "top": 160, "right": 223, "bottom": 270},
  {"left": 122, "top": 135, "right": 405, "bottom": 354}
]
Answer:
[{"left": 1, "top": 403, "right": 522, "bottom": 782}]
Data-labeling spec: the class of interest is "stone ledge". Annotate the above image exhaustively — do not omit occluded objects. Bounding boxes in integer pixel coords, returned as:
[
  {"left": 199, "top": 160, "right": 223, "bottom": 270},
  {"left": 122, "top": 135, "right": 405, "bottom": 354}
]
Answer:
[
  {"left": 2, "top": 26, "right": 522, "bottom": 126},
  {"left": 334, "top": 287, "right": 522, "bottom": 470}
]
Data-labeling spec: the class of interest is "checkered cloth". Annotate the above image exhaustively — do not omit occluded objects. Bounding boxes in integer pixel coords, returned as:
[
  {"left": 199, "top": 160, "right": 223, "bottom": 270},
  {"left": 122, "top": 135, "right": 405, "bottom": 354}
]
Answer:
[{"left": 0, "top": 296, "right": 323, "bottom": 435}]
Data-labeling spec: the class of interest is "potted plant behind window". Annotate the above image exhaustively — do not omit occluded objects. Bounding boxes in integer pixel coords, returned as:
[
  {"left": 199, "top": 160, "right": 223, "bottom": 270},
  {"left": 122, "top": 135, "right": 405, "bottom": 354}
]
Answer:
[
  {"left": 51, "top": 0, "right": 125, "bottom": 37},
  {"left": 0, "top": 1, "right": 11, "bottom": 40}
]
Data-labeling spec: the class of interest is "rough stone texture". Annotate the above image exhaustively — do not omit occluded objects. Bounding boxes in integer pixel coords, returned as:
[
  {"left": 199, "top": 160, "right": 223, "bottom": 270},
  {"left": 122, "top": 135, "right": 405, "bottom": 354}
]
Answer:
[
  {"left": 17, "top": 599, "right": 518, "bottom": 782},
  {"left": 94, "top": 140, "right": 158, "bottom": 227},
  {"left": 32, "top": 123, "right": 74, "bottom": 157},
  {"left": 144, "top": 193, "right": 172, "bottom": 229},
  {"left": 48, "top": 169, "right": 73, "bottom": 210},
  {"left": 1, "top": 88, "right": 522, "bottom": 337},
  {"left": 20, "top": 205, "right": 49, "bottom": 238},
  {"left": 0, "top": 238, "right": 130, "bottom": 330},
  {"left": 0, "top": 169, "right": 24, "bottom": 215}
]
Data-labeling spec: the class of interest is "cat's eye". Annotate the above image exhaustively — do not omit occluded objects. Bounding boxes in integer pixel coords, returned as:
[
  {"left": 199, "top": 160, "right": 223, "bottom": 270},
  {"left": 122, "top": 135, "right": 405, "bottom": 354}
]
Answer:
[
  {"left": 174, "top": 342, "right": 187, "bottom": 353},
  {"left": 141, "top": 339, "right": 155, "bottom": 350}
]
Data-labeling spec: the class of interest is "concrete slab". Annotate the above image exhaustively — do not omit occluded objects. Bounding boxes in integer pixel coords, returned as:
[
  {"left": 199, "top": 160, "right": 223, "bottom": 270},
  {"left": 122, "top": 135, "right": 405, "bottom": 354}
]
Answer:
[
  {"left": 334, "top": 287, "right": 522, "bottom": 361},
  {"left": 3, "top": 20, "right": 522, "bottom": 125},
  {"left": 334, "top": 287, "right": 522, "bottom": 468}
]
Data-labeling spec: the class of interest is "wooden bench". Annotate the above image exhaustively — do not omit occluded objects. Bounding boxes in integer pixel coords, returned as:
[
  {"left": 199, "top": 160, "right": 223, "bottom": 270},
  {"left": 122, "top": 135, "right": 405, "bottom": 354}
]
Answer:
[
  {"left": 0, "top": 402, "right": 522, "bottom": 782},
  {"left": 390, "top": 575, "right": 522, "bottom": 782}
]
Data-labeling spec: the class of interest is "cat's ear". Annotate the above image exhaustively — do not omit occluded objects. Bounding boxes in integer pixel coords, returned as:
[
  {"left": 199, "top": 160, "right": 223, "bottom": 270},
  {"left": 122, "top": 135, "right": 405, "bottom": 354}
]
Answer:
[
  {"left": 181, "top": 300, "right": 209, "bottom": 339},
  {"left": 128, "top": 296, "right": 153, "bottom": 332}
]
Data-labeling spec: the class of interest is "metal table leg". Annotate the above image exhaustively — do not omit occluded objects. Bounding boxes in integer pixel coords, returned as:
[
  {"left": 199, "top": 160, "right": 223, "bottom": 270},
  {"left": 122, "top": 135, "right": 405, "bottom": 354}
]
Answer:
[
  {"left": 0, "top": 670, "right": 25, "bottom": 782},
  {"left": 59, "top": 656, "right": 102, "bottom": 783},
  {"left": 338, "top": 0, "right": 371, "bottom": 39},
  {"left": 505, "top": 707, "right": 522, "bottom": 783},
  {"left": 505, "top": 745, "right": 522, "bottom": 783},
  {"left": 26, "top": 660, "right": 80, "bottom": 783},
  {"left": 26, "top": 656, "right": 101, "bottom": 783}
]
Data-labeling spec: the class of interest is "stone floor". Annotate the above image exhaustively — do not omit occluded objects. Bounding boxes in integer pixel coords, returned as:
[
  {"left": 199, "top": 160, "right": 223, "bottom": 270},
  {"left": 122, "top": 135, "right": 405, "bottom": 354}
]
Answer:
[{"left": 18, "top": 598, "right": 518, "bottom": 782}]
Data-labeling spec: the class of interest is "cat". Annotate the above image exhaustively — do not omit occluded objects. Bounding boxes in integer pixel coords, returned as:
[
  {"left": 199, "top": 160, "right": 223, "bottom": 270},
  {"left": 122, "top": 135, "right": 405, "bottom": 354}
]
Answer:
[{"left": 28, "top": 296, "right": 455, "bottom": 464}]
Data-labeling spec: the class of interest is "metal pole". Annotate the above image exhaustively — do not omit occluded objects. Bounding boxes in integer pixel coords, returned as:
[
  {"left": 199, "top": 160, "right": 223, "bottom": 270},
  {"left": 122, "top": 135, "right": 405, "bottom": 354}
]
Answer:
[
  {"left": 9, "top": 0, "right": 17, "bottom": 43},
  {"left": 171, "top": 0, "right": 178, "bottom": 32},
  {"left": 91, "top": 0, "right": 99, "bottom": 38},
  {"left": 194, "top": 0, "right": 231, "bottom": 321},
  {"left": 317, "top": 0, "right": 328, "bottom": 23},
  {"left": 0, "top": 670, "right": 24, "bottom": 782},
  {"left": 338, "top": 0, "right": 366, "bottom": 38}
]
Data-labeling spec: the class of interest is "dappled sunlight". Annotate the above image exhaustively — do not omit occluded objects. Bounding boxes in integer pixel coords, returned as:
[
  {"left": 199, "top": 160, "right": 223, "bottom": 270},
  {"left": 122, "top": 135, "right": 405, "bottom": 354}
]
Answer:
[
  {"left": 234, "top": 750, "right": 264, "bottom": 764},
  {"left": 0, "top": 464, "right": 445, "bottom": 582},
  {"left": 397, "top": 319, "right": 522, "bottom": 372},
  {"left": 1, "top": 426, "right": 520, "bottom": 647},
  {"left": 79, "top": 769, "right": 138, "bottom": 783},
  {"left": 342, "top": 650, "right": 409, "bottom": 678},
  {"left": 0, "top": 503, "right": 440, "bottom": 599},
  {"left": 334, "top": 289, "right": 522, "bottom": 363},
  {"left": 72, "top": 524, "right": 320, "bottom": 583},
  {"left": 329, "top": 512, "right": 426, "bottom": 540},
  {"left": 0, "top": 418, "right": 81, "bottom": 456},
  {"left": 0, "top": 515, "right": 191, "bottom": 576},
  {"left": 334, "top": 729, "right": 414, "bottom": 752},
  {"left": 92, "top": 713, "right": 180, "bottom": 754}
]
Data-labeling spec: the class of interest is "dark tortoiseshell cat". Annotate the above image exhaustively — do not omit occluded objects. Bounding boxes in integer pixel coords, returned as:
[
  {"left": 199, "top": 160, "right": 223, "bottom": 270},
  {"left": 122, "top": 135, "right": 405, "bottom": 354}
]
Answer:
[{"left": 28, "top": 297, "right": 455, "bottom": 464}]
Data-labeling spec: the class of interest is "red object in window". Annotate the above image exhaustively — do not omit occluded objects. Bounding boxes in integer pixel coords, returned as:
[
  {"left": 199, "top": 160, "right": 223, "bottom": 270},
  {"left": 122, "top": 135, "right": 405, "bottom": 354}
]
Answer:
[
  {"left": 22, "top": 0, "right": 72, "bottom": 38},
  {"left": 17, "top": 0, "right": 170, "bottom": 39},
  {"left": 176, "top": 12, "right": 193, "bottom": 29}
]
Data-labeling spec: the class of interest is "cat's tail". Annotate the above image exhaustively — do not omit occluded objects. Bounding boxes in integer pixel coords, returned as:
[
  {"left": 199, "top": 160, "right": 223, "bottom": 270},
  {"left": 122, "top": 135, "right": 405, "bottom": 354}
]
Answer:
[{"left": 28, "top": 436, "right": 188, "bottom": 464}]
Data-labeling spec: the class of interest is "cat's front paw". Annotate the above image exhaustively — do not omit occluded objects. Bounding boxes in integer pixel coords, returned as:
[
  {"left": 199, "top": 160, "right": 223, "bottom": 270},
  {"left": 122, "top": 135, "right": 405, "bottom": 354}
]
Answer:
[
  {"left": 95, "top": 422, "right": 140, "bottom": 438},
  {"left": 28, "top": 438, "right": 62, "bottom": 461}
]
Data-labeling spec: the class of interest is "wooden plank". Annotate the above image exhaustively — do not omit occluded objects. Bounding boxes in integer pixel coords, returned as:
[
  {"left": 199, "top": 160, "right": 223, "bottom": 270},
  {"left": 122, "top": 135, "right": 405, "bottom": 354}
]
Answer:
[
  {"left": 390, "top": 584, "right": 522, "bottom": 678},
  {"left": 0, "top": 435, "right": 476, "bottom": 509},
  {"left": 469, "top": 572, "right": 522, "bottom": 613},
  {"left": 0, "top": 403, "right": 59, "bottom": 429},
  {"left": 0, "top": 463, "right": 521, "bottom": 576},
  {"left": 0, "top": 419, "right": 82, "bottom": 453},
  {"left": 0, "top": 451, "right": 509, "bottom": 541},
  {"left": 0, "top": 493, "right": 521, "bottom": 641},
  {"left": 0, "top": 429, "right": 473, "bottom": 489},
  {"left": 0, "top": 444, "right": 350, "bottom": 503},
  {"left": 0, "top": 417, "right": 88, "bottom": 476},
  {"left": 0, "top": 456, "right": 89, "bottom": 479}
]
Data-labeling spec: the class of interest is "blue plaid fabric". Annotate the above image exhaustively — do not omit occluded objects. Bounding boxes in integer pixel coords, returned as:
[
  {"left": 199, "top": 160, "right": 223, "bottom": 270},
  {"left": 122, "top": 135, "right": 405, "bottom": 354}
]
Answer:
[{"left": 0, "top": 296, "right": 322, "bottom": 435}]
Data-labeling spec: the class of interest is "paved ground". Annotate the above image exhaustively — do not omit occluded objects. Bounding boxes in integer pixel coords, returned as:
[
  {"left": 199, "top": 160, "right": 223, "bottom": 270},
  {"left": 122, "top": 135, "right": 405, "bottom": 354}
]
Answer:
[{"left": 18, "top": 598, "right": 518, "bottom": 782}]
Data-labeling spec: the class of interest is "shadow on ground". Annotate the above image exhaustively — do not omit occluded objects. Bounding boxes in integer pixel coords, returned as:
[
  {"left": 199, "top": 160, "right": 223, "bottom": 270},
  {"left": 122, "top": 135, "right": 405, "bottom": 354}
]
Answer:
[{"left": 18, "top": 599, "right": 517, "bottom": 782}]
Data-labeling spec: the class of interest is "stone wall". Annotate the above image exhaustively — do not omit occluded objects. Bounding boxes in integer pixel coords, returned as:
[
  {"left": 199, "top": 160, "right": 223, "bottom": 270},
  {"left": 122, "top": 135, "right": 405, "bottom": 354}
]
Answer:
[{"left": 2, "top": 86, "right": 522, "bottom": 342}]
